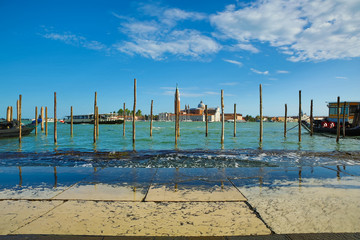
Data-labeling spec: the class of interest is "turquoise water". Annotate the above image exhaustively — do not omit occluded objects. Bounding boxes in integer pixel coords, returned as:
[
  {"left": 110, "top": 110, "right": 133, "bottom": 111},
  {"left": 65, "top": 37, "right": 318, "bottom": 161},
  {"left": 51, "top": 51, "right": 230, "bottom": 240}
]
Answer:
[{"left": 0, "top": 121, "right": 358, "bottom": 152}]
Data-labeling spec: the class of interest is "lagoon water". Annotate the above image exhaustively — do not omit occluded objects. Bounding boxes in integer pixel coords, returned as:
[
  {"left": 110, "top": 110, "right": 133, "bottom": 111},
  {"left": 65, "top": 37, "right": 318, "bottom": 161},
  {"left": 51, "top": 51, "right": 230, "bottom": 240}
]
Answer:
[{"left": 0, "top": 121, "right": 359, "bottom": 168}]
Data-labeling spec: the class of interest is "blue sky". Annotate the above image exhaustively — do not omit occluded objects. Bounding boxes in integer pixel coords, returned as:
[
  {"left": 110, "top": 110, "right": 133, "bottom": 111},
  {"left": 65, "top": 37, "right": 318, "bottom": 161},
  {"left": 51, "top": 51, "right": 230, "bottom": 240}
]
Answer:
[{"left": 1, "top": 0, "right": 359, "bottom": 118}]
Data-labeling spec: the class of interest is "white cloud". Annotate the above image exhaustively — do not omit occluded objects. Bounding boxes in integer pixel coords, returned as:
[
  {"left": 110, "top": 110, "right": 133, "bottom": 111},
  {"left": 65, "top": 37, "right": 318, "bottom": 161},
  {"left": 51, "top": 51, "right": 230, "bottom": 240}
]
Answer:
[
  {"left": 42, "top": 32, "right": 107, "bottom": 51},
  {"left": 210, "top": 0, "right": 360, "bottom": 62},
  {"left": 138, "top": 4, "right": 207, "bottom": 27},
  {"left": 230, "top": 43, "right": 260, "bottom": 53},
  {"left": 223, "top": 59, "right": 243, "bottom": 67},
  {"left": 115, "top": 6, "right": 220, "bottom": 60},
  {"left": 251, "top": 68, "right": 269, "bottom": 75},
  {"left": 336, "top": 76, "right": 348, "bottom": 79},
  {"left": 116, "top": 28, "right": 220, "bottom": 60},
  {"left": 277, "top": 70, "right": 290, "bottom": 74}
]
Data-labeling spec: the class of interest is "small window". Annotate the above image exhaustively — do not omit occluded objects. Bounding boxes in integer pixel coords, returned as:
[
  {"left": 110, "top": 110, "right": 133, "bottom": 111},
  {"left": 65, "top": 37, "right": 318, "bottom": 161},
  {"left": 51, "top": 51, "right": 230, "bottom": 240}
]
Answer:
[
  {"left": 329, "top": 107, "right": 337, "bottom": 115},
  {"left": 349, "top": 106, "right": 359, "bottom": 115},
  {"left": 340, "top": 107, "right": 348, "bottom": 115}
]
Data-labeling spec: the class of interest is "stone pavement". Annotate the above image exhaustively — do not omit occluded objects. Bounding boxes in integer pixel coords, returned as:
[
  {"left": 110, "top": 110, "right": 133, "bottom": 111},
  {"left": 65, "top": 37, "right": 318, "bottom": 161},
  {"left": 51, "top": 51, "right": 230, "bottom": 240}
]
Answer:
[{"left": 1, "top": 166, "right": 360, "bottom": 237}]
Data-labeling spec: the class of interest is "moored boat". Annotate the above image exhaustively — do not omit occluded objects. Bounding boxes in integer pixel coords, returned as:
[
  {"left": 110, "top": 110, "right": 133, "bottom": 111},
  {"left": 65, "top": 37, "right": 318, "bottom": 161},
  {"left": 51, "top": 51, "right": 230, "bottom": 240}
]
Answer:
[
  {"left": 0, "top": 120, "right": 36, "bottom": 138},
  {"left": 63, "top": 114, "right": 124, "bottom": 124},
  {"left": 302, "top": 101, "right": 360, "bottom": 136}
]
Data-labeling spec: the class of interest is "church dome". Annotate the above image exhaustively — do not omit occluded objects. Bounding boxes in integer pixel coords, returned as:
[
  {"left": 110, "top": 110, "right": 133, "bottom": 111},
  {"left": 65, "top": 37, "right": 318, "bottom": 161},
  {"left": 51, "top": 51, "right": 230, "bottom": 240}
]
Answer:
[{"left": 198, "top": 101, "right": 205, "bottom": 109}]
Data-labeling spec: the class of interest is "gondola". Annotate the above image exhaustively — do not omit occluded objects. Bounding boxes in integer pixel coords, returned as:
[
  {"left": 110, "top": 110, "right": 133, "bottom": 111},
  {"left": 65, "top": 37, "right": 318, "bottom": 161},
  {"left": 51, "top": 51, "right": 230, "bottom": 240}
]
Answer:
[{"left": 0, "top": 120, "right": 36, "bottom": 138}]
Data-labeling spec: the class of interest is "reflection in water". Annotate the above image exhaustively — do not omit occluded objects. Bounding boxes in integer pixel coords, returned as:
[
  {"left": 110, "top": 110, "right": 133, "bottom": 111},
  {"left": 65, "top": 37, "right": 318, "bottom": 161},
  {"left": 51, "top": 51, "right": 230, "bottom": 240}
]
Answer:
[
  {"left": 18, "top": 166, "right": 22, "bottom": 187},
  {"left": 297, "top": 142, "right": 302, "bottom": 151},
  {"left": 54, "top": 166, "right": 57, "bottom": 188},
  {"left": 337, "top": 165, "right": 341, "bottom": 180}
]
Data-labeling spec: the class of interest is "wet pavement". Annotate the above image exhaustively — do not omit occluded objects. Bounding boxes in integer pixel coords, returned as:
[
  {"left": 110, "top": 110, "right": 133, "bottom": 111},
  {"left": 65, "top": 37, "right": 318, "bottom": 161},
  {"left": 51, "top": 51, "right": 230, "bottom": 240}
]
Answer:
[{"left": 0, "top": 166, "right": 360, "bottom": 237}]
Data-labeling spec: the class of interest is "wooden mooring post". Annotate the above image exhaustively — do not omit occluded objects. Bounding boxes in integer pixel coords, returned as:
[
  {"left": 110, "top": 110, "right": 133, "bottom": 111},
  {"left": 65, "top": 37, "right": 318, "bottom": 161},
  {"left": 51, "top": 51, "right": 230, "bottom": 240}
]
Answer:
[
  {"left": 310, "top": 100, "right": 313, "bottom": 136},
  {"left": 6, "top": 106, "right": 11, "bottom": 122},
  {"left": 54, "top": 92, "right": 57, "bottom": 144},
  {"left": 298, "top": 90, "right": 301, "bottom": 142},
  {"left": 94, "top": 92, "right": 97, "bottom": 144},
  {"left": 19, "top": 95, "right": 22, "bottom": 143},
  {"left": 234, "top": 103, "right": 236, "bottom": 137},
  {"left": 342, "top": 101, "right": 346, "bottom": 137},
  {"left": 45, "top": 107, "right": 48, "bottom": 136},
  {"left": 70, "top": 106, "right": 73, "bottom": 137},
  {"left": 336, "top": 96, "right": 340, "bottom": 143},
  {"left": 205, "top": 105, "right": 208, "bottom": 137},
  {"left": 176, "top": 87, "right": 180, "bottom": 138},
  {"left": 35, "top": 106, "right": 38, "bottom": 135},
  {"left": 96, "top": 106, "right": 99, "bottom": 137},
  {"left": 284, "top": 104, "right": 287, "bottom": 138},
  {"left": 221, "top": 90, "right": 224, "bottom": 145},
  {"left": 133, "top": 79, "right": 136, "bottom": 146},
  {"left": 175, "top": 86, "right": 179, "bottom": 145},
  {"left": 150, "top": 100, "right": 153, "bottom": 137},
  {"left": 123, "top": 103, "right": 126, "bottom": 137},
  {"left": 41, "top": 106, "right": 44, "bottom": 131},
  {"left": 16, "top": 100, "right": 19, "bottom": 121},
  {"left": 259, "top": 84, "right": 263, "bottom": 143}
]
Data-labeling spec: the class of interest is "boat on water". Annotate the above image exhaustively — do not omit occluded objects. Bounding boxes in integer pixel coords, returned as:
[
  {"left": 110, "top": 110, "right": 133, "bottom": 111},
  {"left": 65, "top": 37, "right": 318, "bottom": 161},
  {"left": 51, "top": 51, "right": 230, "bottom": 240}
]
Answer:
[
  {"left": 63, "top": 114, "right": 124, "bottom": 124},
  {"left": 225, "top": 119, "right": 246, "bottom": 123},
  {"left": 302, "top": 101, "right": 360, "bottom": 136},
  {"left": 0, "top": 120, "right": 36, "bottom": 138}
]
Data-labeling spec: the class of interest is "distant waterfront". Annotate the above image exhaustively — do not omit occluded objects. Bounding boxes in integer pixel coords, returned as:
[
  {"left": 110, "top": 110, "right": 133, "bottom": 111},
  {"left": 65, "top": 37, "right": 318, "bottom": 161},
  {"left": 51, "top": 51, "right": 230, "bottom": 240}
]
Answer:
[{"left": 0, "top": 121, "right": 358, "bottom": 153}]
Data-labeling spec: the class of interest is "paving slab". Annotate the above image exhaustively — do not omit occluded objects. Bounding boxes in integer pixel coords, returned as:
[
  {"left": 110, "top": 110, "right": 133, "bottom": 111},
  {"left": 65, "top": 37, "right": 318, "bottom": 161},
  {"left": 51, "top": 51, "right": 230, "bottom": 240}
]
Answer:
[
  {"left": 323, "top": 165, "right": 360, "bottom": 177},
  {"left": 53, "top": 168, "right": 155, "bottom": 201},
  {"left": 0, "top": 200, "right": 63, "bottom": 235},
  {"left": 13, "top": 201, "right": 271, "bottom": 236},
  {"left": 0, "top": 167, "right": 95, "bottom": 200},
  {"left": 227, "top": 235, "right": 290, "bottom": 240},
  {"left": 152, "top": 168, "right": 228, "bottom": 184},
  {"left": 233, "top": 175, "right": 360, "bottom": 234},
  {"left": 53, "top": 183, "right": 147, "bottom": 201},
  {"left": 0, "top": 235, "right": 103, "bottom": 240},
  {"left": 145, "top": 181, "right": 246, "bottom": 202},
  {"left": 287, "top": 232, "right": 360, "bottom": 240},
  {"left": 146, "top": 168, "right": 246, "bottom": 202}
]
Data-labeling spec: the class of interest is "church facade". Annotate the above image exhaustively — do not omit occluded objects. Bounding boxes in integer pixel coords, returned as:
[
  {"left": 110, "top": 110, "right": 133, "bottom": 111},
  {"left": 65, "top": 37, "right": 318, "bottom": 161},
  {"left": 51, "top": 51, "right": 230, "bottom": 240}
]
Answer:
[{"left": 158, "top": 101, "right": 221, "bottom": 122}]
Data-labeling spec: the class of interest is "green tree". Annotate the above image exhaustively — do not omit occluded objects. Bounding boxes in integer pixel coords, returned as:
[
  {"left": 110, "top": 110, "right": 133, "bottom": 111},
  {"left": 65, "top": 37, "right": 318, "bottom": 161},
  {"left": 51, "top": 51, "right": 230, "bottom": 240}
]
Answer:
[
  {"left": 244, "top": 115, "right": 255, "bottom": 122},
  {"left": 136, "top": 109, "right": 142, "bottom": 116},
  {"left": 117, "top": 108, "right": 132, "bottom": 116}
]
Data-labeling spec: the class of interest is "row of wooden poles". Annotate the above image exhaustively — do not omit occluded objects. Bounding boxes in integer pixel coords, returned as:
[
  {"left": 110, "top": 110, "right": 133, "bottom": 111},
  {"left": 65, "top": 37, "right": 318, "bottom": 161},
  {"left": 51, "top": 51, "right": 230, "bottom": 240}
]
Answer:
[{"left": 9, "top": 81, "right": 345, "bottom": 146}]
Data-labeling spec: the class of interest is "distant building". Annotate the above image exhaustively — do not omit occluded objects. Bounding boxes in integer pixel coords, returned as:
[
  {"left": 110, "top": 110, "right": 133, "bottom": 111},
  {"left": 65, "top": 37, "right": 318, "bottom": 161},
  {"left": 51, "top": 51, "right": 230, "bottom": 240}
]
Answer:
[
  {"left": 222, "top": 113, "right": 243, "bottom": 121},
  {"left": 158, "top": 100, "right": 221, "bottom": 122}
]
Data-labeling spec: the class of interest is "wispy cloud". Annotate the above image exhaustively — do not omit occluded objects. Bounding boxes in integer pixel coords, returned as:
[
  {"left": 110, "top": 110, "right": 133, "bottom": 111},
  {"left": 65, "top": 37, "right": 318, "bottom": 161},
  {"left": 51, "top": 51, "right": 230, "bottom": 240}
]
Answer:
[
  {"left": 210, "top": 0, "right": 360, "bottom": 62},
  {"left": 277, "top": 70, "right": 289, "bottom": 74},
  {"left": 160, "top": 87, "right": 176, "bottom": 90},
  {"left": 251, "top": 68, "right": 269, "bottom": 75},
  {"left": 219, "top": 82, "right": 239, "bottom": 86},
  {"left": 223, "top": 59, "right": 243, "bottom": 67},
  {"left": 336, "top": 76, "right": 348, "bottom": 80},
  {"left": 42, "top": 32, "right": 107, "bottom": 51},
  {"left": 268, "top": 78, "right": 278, "bottom": 81},
  {"left": 204, "top": 91, "right": 219, "bottom": 95}
]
